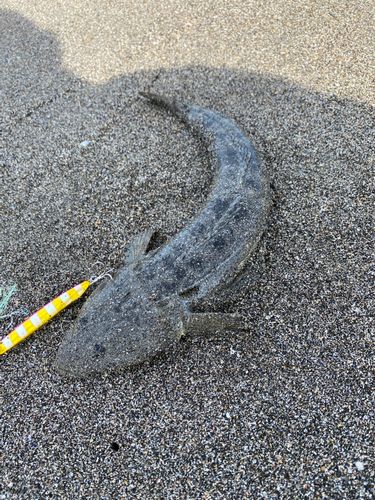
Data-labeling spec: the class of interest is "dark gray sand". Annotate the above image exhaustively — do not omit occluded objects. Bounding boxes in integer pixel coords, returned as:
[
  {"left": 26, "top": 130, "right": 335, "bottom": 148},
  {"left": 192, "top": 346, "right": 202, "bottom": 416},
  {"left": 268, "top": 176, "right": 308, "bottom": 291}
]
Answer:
[{"left": 0, "top": 7, "right": 374, "bottom": 500}]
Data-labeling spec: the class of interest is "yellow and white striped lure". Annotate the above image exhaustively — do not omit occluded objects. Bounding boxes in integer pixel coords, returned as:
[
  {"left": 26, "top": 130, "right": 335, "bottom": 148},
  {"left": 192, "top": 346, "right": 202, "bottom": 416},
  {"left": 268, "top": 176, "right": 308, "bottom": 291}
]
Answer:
[{"left": 0, "top": 281, "right": 90, "bottom": 355}]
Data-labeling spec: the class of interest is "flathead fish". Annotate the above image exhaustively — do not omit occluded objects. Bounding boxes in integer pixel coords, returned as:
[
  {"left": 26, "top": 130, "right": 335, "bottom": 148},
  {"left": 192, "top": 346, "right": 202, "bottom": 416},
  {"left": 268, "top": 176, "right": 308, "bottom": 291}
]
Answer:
[{"left": 56, "top": 93, "right": 269, "bottom": 377}]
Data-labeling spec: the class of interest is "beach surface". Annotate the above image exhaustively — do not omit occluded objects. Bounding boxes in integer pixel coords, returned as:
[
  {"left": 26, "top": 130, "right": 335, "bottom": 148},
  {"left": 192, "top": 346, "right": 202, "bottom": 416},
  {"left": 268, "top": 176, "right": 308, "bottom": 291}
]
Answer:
[{"left": 0, "top": 1, "right": 374, "bottom": 498}]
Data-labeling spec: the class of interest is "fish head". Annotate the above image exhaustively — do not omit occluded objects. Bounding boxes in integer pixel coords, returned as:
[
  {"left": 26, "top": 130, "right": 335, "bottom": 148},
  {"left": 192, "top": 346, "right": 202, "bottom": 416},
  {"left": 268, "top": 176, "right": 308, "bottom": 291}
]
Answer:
[{"left": 55, "top": 279, "right": 186, "bottom": 378}]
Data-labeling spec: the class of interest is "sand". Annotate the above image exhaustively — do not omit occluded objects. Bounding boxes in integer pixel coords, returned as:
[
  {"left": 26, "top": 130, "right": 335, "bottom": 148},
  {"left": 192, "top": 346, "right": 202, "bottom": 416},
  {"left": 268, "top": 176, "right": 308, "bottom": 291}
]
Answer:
[{"left": 0, "top": 2, "right": 374, "bottom": 498}]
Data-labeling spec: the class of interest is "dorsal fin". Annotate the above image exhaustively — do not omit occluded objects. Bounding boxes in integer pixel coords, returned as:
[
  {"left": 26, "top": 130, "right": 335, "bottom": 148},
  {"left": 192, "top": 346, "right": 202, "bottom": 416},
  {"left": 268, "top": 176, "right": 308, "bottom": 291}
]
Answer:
[{"left": 125, "top": 229, "right": 155, "bottom": 264}]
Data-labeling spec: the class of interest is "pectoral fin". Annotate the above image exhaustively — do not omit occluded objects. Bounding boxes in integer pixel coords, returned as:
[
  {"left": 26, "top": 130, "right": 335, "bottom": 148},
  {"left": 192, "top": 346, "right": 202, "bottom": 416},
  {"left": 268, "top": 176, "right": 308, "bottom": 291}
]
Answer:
[
  {"left": 125, "top": 229, "right": 155, "bottom": 264},
  {"left": 183, "top": 312, "right": 247, "bottom": 336}
]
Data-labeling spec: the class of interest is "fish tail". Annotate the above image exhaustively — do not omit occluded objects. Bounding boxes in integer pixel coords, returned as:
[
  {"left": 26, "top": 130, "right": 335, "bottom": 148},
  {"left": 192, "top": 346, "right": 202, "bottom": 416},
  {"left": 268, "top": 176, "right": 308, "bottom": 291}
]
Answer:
[{"left": 138, "top": 92, "right": 189, "bottom": 119}]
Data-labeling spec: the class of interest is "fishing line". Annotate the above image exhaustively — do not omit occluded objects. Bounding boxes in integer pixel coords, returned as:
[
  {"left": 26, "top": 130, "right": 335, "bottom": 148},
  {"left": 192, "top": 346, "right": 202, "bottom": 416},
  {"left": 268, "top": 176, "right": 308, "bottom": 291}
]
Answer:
[{"left": 0, "top": 281, "right": 29, "bottom": 329}]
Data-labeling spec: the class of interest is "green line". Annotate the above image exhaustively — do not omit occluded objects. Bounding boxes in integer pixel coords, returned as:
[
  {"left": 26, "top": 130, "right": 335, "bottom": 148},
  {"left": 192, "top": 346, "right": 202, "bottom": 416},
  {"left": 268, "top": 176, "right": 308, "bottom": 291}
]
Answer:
[{"left": 0, "top": 282, "right": 18, "bottom": 316}]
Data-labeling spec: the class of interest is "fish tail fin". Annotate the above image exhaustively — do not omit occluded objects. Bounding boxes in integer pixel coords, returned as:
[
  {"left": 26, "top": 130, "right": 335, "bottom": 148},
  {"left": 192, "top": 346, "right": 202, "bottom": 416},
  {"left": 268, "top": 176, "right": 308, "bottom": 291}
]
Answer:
[{"left": 138, "top": 92, "right": 189, "bottom": 119}]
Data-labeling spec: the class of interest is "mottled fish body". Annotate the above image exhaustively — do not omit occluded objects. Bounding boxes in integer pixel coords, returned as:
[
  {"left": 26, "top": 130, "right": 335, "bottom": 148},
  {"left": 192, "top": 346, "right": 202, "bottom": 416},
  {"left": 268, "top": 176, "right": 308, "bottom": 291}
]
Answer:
[{"left": 56, "top": 94, "right": 269, "bottom": 377}]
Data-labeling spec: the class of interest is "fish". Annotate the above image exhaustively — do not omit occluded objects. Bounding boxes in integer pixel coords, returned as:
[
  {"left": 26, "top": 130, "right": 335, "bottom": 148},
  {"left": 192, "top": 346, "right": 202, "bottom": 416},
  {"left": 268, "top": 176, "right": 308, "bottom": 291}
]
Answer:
[{"left": 55, "top": 93, "right": 270, "bottom": 377}]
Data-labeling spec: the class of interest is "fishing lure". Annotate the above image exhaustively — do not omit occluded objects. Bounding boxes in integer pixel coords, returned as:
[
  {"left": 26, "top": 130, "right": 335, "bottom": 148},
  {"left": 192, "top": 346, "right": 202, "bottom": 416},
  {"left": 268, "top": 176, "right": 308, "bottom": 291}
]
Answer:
[{"left": 0, "top": 271, "right": 111, "bottom": 355}]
